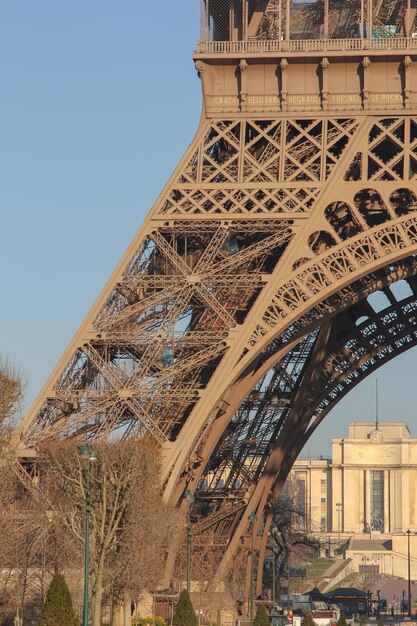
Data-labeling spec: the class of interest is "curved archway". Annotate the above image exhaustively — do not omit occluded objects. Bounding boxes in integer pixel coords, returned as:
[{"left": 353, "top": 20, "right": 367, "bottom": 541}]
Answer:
[
  {"left": 187, "top": 274, "right": 417, "bottom": 586},
  {"left": 166, "top": 218, "right": 417, "bottom": 502}
]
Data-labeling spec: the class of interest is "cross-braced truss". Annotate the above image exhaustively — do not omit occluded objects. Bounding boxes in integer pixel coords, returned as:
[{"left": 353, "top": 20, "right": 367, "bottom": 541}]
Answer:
[
  {"left": 15, "top": 10, "right": 417, "bottom": 590},
  {"left": 19, "top": 115, "right": 363, "bottom": 446}
]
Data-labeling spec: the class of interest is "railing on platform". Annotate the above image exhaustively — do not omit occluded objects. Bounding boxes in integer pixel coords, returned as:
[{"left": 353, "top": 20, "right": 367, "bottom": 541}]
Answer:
[{"left": 197, "top": 36, "right": 417, "bottom": 54}]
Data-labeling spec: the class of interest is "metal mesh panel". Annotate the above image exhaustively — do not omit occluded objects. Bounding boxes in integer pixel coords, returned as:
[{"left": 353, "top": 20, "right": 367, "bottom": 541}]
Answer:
[
  {"left": 201, "top": 0, "right": 246, "bottom": 41},
  {"left": 328, "top": 0, "right": 362, "bottom": 38},
  {"left": 256, "top": 0, "right": 283, "bottom": 40},
  {"left": 211, "top": 0, "right": 231, "bottom": 41},
  {"left": 200, "top": 0, "right": 206, "bottom": 41},
  {"left": 411, "top": 0, "right": 417, "bottom": 35},
  {"left": 290, "top": 0, "right": 324, "bottom": 40},
  {"left": 200, "top": 0, "right": 414, "bottom": 42},
  {"left": 373, "top": 0, "right": 405, "bottom": 37},
  {"left": 233, "top": 0, "right": 244, "bottom": 40},
  {"left": 201, "top": 0, "right": 287, "bottom": 41}
]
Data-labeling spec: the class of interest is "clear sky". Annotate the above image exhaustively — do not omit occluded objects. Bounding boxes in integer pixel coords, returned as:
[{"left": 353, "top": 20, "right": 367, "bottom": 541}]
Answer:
[{"left": 1, "top": 1, "right": 416, "bottom": 455}]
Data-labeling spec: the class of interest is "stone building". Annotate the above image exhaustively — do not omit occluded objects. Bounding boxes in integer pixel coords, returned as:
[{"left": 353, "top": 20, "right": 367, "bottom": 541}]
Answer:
[
  {"left": 290, "top": 422, "right": 417, "bottom": 580},
  {"left": 291, "top": 421, "right": 417, "bottom": 535}
]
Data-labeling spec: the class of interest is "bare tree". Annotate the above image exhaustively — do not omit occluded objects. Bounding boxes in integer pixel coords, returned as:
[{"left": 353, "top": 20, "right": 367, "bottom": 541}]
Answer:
[
  {"left": 0, "top": 368, "right": 179, "bottom": 626},
  {"left": 223, "top": 548, "right": 248, "bottom": 624},
  {"left": 268, "top": 479, "right": 321, "bottom": 599},
  {"left": 0, "top": 357, "right": 25, "bottom": 433},
  {"left": 0, "top": 358, "right": 34, "bottom": 622},
  {"left": 112, "top": 450, "right": 182, "bottom": 626},
  {"left": 40, "top": 440, "right": 178, "bottom": 626},
  {"left": 189, "top": 529, "right": 228, "bottom": 622},
  {"left": 0, "top": 459, "right": 55, "bottom": 624},
  {"left": 349, "top": 567, "right": 380, "bottom": 594}
]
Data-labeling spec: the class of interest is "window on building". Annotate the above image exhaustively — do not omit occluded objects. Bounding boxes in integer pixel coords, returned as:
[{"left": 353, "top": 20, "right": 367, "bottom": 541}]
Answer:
[
  {"left": 295, "top": 477, "right": 306, "bottom": 529},
  {"left": 320, "top": 479, "right": 326, "bottom": 493},
  {"left": 320, "top": 516, "right": 326, "bottom": 531},
  {"left": 370, "top": 470, "right": 384, "bottom": 531}
]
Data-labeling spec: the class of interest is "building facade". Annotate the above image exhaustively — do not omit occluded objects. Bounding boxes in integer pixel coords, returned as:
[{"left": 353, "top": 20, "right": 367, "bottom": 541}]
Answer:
[{"left": 291, "top": 422, "right": 417, "bottom": 536}]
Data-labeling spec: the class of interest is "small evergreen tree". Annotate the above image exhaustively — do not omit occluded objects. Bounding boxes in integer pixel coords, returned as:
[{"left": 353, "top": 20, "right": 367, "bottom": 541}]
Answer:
[
  {"left": 254, "top": 603, "right": 270, "bottom": 626},
  {"left": 302, "top": 611, "right": 317, "bottom": 626},
  {"left": 337, "top": 612, "right": 348, "bottom": 626},
  {"left": 172, "top": 589, "right": 198, "bottom": 626},
  {"left": 39, "top": 573, "right": 79, "bottom": 626}
]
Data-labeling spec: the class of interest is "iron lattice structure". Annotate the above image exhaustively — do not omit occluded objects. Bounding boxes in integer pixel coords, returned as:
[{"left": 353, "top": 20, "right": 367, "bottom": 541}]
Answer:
[{"left": 16, "top": 0, "right": 417, "bottom": 589}]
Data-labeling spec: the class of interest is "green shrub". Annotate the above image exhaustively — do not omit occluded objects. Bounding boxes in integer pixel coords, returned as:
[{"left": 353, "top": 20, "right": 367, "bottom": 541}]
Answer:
[
  {"left": 172, "top": 589, "right": 198, "bottom": 626},
  {"left": 38, "top": 573, "right": 79, "bottom": 626},
  {"left": 337, "top": 613, "right": 348, "bottom": 626},
  {"left": 359, "top": 616, "right": 367, "bottom": 626},
  {"left": 254, "top": 604, "right": 270, "bottom": 626},
  {"left": 302, "top": 611, "right": 317, "bottom": 626}
]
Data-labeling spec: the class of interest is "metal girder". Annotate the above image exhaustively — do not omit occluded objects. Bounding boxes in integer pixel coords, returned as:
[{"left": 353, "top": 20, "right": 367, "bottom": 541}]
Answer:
[
  {"left": 14, "top": 9, "right": 417, "bottom": 595},
  {"left": 195, "top": 282, "right": 417, "bottom": 587}
]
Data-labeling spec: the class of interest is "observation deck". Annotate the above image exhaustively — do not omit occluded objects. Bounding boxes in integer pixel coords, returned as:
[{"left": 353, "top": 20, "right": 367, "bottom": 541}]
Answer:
[{"left": 194, "top": 0, "right": 417, "bottom": 114}]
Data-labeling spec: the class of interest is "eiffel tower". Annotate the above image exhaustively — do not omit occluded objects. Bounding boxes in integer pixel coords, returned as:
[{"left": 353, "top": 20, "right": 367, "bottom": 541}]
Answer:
[{"left": 16, "top": 0, "right": 417, "bottom": 591}]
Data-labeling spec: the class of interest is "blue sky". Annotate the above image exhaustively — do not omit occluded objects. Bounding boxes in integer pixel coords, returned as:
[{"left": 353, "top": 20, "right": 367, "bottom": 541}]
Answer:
[{"left": 1, "top": 1, "right": 416, "bottom": 455}]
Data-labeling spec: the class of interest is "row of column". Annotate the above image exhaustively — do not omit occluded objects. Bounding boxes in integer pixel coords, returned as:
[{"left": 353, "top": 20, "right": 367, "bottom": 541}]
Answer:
[{"left": 333, "top": 467, "right": 416, "bottom": 534}]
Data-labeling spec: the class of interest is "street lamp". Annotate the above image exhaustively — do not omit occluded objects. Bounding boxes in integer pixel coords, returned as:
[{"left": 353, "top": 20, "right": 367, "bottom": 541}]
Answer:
[
  {"left": 407, "top": 529, "right": 412, "bottom": 617},
  {"left": 248, "top": 512, "right": 258, "bottom": 626},
  {"left": 184, "top": 490, "right": 195, "bottom": 595},
  {"left": 268, "top": 526, "right": 279, "bottom": 618},
  {"left": 79, "top": 446, "right": 97, "bottom": 626},
  {"left": 336, "top": 502, "right": 342, "bottom": 543}
]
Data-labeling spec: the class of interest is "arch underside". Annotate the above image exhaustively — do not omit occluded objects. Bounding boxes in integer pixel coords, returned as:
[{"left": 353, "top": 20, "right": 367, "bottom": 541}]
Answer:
[
  {"left": 16, "top": 112, "right": 417, "bottom": 579},
  {"left": 191, "top": 266, "right": 417, "bottom": 577}
]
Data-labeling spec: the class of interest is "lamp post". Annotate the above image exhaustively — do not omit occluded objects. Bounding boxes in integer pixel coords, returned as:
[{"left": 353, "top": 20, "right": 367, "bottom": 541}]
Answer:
[
  {"left": 79, "top": 446, "right": 98, "bottom": 626},
  {"left": 336, "top": 502, "right": 342, "bottom": 543},
  {"left": 287, "top": 566, "right": 290, "bottom": 610},
  {"left": 268, "top": 526, "right": 278, "bottom": 626},
  {"left": 367, "top": 590, "right": 372, "bottom": 617},
  {"left": 268, "top": 526, "right": 279, "bottom": 616},
  {"left": 248, "top": 512, "right": 258, "bottom": 626},
  {"left": 184, "top": 490, "right": 195, "bottom": 595},
  {"left": 407, "top": 529, "right": 412, "bottom": 617}
]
